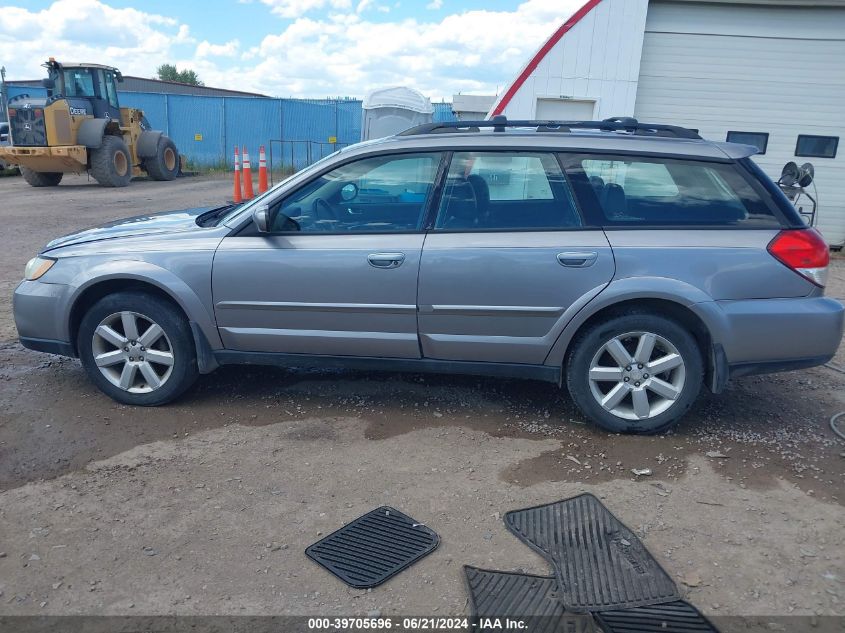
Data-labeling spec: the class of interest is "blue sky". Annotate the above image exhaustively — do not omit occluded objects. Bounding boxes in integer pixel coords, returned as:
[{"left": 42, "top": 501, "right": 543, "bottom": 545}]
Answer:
[{"left": 1, "top": 0, "right": 584, "bottom": 99}]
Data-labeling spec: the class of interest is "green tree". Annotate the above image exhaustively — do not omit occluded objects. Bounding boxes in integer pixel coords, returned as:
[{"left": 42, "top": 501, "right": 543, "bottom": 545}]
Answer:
[{"left": 156, "top": 64, "right": 204, "bottom": 86}]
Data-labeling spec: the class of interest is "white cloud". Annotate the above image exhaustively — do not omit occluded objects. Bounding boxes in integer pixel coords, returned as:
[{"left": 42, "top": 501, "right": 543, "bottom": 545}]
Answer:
[
  {"left": 255, "top": 0, "right": 352, "bottom": 18},
  {"left": 426, "top": 0, "right": 443, "bottom": 10},
  {"left": 0, "top": 0, "right": 191, "bottom": 78},
  {"left": 235, "top": 0, "right": 586, "bottom": 99},
  {"left": 195, "top": 39, "right": 241, "bottom": 58},
  {"left": 1, "top": 0, "right": 588, "bottom": 100}
]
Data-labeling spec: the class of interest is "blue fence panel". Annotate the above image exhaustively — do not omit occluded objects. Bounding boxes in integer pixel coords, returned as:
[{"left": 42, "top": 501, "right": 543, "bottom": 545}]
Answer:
[
  {"left": 224, "top": 97, "right": 281, "bottom": 166},
  {"left": 336, "top": 99, "right": 362, "bottom": 144},
  {"left": 280, "top": 99, "right": 340, "bottom": 169},
  {"left": 164, "top": 94, "right": 225, "bottom": 165},
  {"left": 433, "top": 102, "right": 456, "bottom": 122},
  {"left": 117, "top": 92, "right": 168, "bottom": 131}
]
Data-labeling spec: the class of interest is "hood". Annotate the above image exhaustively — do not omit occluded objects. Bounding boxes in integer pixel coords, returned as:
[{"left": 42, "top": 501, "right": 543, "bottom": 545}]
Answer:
[{"left": 43, "top": 207, "right": 214, "bottom": 252}]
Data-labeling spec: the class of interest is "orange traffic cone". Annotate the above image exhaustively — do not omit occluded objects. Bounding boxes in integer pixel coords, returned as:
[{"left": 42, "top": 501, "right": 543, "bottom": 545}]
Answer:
[
  {"left": 232, "top": 146, "right": 242, "bottom": 204},
  {"left": 242, "top": 145, "right": 254, "bottom": 200},
  {"left": 258, "top": 145, "right": 268, "bottom": 194}
]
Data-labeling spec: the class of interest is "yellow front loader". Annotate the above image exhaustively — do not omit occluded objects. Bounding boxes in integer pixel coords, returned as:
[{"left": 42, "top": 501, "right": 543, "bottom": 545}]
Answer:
[{"left": 0, "top": 59, "right": 178, "bottom": 187}]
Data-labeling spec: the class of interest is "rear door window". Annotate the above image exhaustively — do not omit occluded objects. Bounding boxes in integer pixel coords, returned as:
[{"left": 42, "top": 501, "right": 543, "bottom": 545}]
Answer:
[
  {"left": 434, "top": 151, "right": 582, "bottom": 230},
  {"left": 562, "top": 154, "right": 780, "bottom": 227}
]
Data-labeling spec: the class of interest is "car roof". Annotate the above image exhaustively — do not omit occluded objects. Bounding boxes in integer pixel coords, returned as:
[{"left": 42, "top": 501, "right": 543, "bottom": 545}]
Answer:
[{"left": 341, "top": 129, "right": 757, "bottom": 161}]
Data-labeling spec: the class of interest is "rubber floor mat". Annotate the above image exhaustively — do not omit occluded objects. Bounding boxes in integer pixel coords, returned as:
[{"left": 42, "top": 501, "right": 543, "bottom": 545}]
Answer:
[
  {"left": 504, "top": 494, "right": 679, "bottom": 612},
  {"left": 464, "top": 566, "right": 595, "bottom": 633},
  {"left": 305, "top": 506, "right": 439, "bottom": 589},
  {"left": 594, "top": 601, "right": 718, "bottom": 632}
]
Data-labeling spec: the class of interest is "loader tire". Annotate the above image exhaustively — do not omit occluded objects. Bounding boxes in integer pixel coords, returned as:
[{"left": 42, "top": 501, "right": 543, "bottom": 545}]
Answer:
[
  {"left": 21, "top": 167, "right": 62, "bottom": 187},
  {"left": 90, "top": 135, "right": 132, "bottom": 187},
  {"left": 144, "top": 136, "right": 179, "bottom": 181}
]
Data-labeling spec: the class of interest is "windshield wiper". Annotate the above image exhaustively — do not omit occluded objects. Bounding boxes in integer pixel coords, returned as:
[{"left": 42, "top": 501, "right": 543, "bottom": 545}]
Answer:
[{"left": 196, "top": 204, "right": 240, "bottom": 227}]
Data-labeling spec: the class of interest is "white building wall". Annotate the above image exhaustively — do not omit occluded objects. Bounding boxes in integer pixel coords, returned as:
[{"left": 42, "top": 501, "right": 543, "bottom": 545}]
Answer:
[
  {"left": 634, "top": 1, "right": 845, "bottom": 245},
  {"left": 490, "top": 0, "right": 650, "bottom": 120}
]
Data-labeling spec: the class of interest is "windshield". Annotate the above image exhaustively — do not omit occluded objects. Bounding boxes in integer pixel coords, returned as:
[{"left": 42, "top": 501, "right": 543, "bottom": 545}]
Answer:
[
  {"left": 217, "top": 149, "right": 342, "bottom": 225},
  {"left": 62, "top": 68, "right": 96, "bottom": 98}
]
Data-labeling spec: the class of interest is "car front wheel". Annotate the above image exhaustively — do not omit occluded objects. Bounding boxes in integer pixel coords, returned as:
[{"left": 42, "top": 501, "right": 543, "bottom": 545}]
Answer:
[
  {"left": 78, "top": 292, "right": 198, "bottom": 405},
  {"left": 566, "top": 313, "right": 703, "bottom": 434}
]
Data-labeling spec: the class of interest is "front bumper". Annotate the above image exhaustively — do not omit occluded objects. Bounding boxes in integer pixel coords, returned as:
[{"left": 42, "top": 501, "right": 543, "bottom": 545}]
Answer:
[
  {"left": 0, "top": 145, "right": 87, "bottom": 172},
  {"left": 14, "top": 280, "right": 75, "bottom": 356}
]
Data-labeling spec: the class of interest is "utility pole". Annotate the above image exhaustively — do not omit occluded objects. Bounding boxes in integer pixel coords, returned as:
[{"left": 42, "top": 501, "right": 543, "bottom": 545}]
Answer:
[{"left": 0, "top": 66, "right": 6, "bottom": 122}]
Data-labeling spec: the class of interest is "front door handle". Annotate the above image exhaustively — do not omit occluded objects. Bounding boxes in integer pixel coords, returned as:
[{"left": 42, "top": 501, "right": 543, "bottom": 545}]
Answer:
[
  {"left": 557, "top": 251, "right": 598, "bottom": 267},
  {"left": 368, "top": 252, "right": 406, "bottom": 269}
]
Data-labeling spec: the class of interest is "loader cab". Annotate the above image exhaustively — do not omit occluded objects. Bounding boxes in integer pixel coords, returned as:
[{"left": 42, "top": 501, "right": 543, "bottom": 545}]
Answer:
[{"left": 45, "top": 61, "right": 123, "bottom": 122}]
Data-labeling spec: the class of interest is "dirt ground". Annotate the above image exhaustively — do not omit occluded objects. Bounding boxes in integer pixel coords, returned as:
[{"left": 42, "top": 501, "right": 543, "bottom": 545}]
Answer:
[{"left": 0, "top": 173, "right": 842, "bottom": 622}]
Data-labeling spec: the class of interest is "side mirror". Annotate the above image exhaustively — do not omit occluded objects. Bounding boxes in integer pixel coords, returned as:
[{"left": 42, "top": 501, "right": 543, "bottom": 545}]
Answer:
[
  {"left": 340, "top": 182, "right": 358, "bottom": 202},
  {"left": 41, "top": 78, "right": 55, "bottom": 90},
  {"left": 252, "top": 205, "right": 270, "bottom": 233}
]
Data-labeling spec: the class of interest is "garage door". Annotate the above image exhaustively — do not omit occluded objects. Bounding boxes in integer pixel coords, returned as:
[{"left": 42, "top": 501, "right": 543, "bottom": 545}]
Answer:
[{"left": 634, "top": 1, "right": 845, "bottom": 246}]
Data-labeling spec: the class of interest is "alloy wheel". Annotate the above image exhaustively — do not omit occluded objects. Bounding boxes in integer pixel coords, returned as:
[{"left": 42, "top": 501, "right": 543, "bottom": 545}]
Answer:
[
  {"left": 587, "top": 331, "right": 686, "bottom": 421},
  {"left": 91, "top": 311, "right": 174, "bottom": 393}
]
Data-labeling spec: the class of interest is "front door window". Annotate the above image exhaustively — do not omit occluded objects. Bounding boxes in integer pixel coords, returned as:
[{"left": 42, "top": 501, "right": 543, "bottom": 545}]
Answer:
[
  {"left": 104, "top": 72, "right": 120, "bottom": 109},
  {"left": 270, "top": 153, "right": 442, "bottom": 233}
]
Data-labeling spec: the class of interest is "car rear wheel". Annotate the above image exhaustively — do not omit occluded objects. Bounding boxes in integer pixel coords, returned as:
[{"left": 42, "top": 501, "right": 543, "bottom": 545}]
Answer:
[
  {"left": 566, "top": 313, "right": 703, "bottom": 434},
  {"left": 78, "top": 292, "right": 198, "bottom": 405}
]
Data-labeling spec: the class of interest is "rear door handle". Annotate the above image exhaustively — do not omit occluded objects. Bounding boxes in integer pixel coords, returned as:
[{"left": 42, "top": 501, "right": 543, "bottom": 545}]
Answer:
[
  {"left": 557, "top": 251, "right": 598, "bottom": 267},
  {"left": 367, "top": 252, "right": 406, "bottom": 269}
]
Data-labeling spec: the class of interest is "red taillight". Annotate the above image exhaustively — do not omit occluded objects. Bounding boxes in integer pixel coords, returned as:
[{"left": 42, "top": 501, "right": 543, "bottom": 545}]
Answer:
[
  {"left": 34, "top": 109, "right": 43, "bottom": 118},
  {"left": 767, "top": 228, "right": 829, "bottom": 287}
]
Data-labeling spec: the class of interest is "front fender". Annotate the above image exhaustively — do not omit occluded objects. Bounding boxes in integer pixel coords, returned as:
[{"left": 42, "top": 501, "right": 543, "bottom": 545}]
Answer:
[
  {"left": 77, "top": 118, "right": 107, "bottom": 149},
  {"left": 65, "top": 260, "right": 222, "bottom": 349},
  {"left": 544, "top": 276, "right": 722, "bottom": 367}
]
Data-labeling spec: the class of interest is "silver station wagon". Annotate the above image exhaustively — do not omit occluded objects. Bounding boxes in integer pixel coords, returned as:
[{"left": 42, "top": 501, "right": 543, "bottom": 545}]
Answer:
[{"left": 14, "top": 117, "right": 843, "bottom": 434}]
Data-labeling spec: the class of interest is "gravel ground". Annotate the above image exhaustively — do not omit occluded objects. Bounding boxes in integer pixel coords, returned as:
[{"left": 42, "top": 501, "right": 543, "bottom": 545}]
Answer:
[{"left": 0, "top": 173, "right": 842, "bottom": 620}]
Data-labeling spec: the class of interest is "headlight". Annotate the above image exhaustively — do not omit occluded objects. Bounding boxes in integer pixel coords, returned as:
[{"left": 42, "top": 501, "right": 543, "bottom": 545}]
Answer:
[{"left": 24, "top": 256, "right": 57, "bottom": 281}]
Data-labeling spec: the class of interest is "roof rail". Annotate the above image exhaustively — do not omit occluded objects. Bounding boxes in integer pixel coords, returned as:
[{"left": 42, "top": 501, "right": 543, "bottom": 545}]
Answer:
[{"left": 399, "top": 115, "right": 702, "bottom": 140}]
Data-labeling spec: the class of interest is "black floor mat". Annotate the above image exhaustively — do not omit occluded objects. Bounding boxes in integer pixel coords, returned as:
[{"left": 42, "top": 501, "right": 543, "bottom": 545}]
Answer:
[
  {"left": 305, "top": 506, "right": 439, "bottom": 589},
  {"left": 504, "top": 494, "right": 679, "bottom": 612},
  {"left": 464, "top": 566, "right": 595, "bottom": 632},
  {"left": 594, "top": 601, "right": 718, "bottom": 632}
]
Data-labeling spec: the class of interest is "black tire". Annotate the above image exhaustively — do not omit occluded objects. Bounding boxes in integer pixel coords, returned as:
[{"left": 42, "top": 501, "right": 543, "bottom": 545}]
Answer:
[
  {"left": 90, "top": 135, "right": 132, "bottom": 187},
  {"left": 21, "top": 167, "right": 62, "bottom": 187},
  {"left": 565, "top": 312, "right": 703, "bottom": 435},
  {"left": 144, "top": 136, "right": 179, "bottom": 181},
  {"left": 77, "top": 291, "right": 198, "bottom": 406}
]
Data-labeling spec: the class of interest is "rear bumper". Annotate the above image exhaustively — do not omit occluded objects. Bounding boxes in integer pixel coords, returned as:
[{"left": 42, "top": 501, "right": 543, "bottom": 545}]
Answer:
[
  {"left": 729, "top": 354, "right": 835, "bottom": 378},
  {"left": 715, "top": 295, "right": 843, "bottom": 372}
]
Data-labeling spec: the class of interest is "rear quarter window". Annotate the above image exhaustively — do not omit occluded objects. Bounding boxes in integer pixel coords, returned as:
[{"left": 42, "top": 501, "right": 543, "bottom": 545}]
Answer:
[{"left": 562, "top": 154, "right": 782, "bottom": 228}]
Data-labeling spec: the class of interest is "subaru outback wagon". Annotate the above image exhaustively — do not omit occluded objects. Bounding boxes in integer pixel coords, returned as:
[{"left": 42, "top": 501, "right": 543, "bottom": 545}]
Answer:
[{"left": 14, "top": 117, "right": 843, "bottom": 434}]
